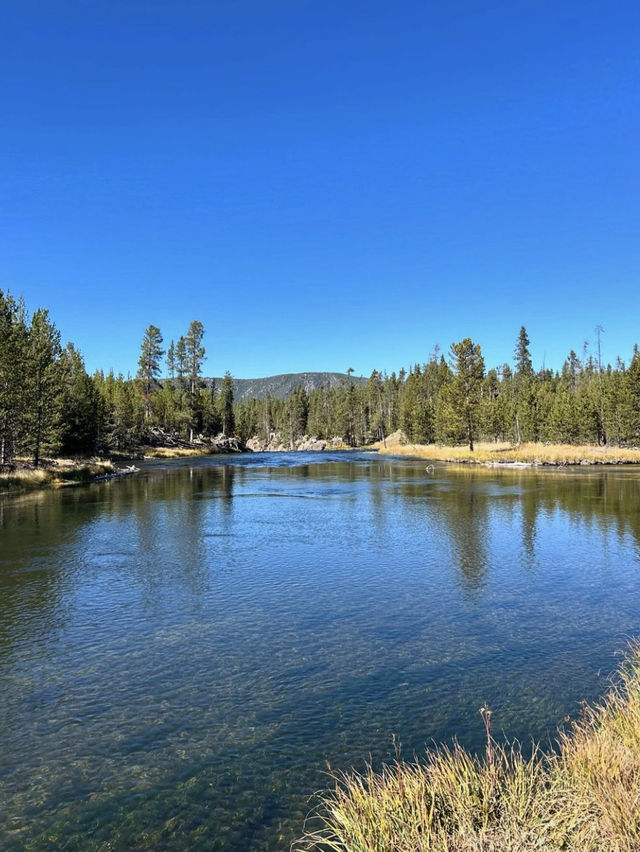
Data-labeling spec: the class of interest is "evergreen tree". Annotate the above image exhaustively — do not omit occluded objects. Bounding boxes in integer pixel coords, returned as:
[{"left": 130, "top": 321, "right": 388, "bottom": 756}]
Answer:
[
  {"left": 448, "top": 338, "right": 485, "bottom": 451},
  {"left": 603, "top": 363, "right": 628, "bottom": 447},
  {"left": 111, "top": 374, "right": 143, "bottom": 450},
  {"left": 480, "top": 368, "right": 503, "bottom": 442},
  {"left": 513, "top": 326, "right": 536, "bottom": 443},
  {"left": 136, "top": 324, "right": 164, "bottom": 420},
  {"left": 176, "top": 336, "right": 188, "bottom": 383},
  {"left": 514, "top": 326, "right": 533, "bottom": 376},
  {"left": 367, "top": 370, "right": 386, "bottom": 443},
  {"left": 219, "top": 372, "right": 235, "bottom": 436},
  {"left": 624, "top": 346, "right": 640, "bottom": 444},
  {"left": 282, "top": 385, "right": 308, "bottom": 447},
  {"left": 184, "top": 321, "right": 206, "bottom": 441},
  {"left": 58, "top": 344, "right": 98, "bottom": 455},
  {"left": 0, "top": 291, "right": 28, "bottom": 464},
  {"left": 27, "top": 308, "right": 62, "bottom": 466},
  {"left": 166, "top": 340, "right": 176, "bottom": 379}
]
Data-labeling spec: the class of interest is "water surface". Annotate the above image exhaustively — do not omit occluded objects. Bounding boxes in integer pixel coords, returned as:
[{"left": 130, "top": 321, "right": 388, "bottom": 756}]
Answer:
[{"left": 1, "top": 452, "right": 639, "bottom": 850}]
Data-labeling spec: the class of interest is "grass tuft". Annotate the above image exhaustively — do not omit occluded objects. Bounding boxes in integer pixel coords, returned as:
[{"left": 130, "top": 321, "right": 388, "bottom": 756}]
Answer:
[
  {"left": 376, "top": 437, "right": 640, "bottom": 466},
  {"left": 296, "top": 643, "right": 640, "bottom": 852},
  {"left": 0, "top": 457, "right": 114, "bottom": 493}
]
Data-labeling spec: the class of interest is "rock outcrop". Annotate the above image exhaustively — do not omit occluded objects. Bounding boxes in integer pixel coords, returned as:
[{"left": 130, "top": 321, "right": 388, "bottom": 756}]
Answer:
[{"left": 245, "top": 433, "right": 348, "bottom": 452}]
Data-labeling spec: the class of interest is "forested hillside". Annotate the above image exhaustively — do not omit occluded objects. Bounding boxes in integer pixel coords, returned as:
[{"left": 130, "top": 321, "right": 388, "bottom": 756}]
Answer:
[
  {"left": 203, "top": 372, "right": 366, "bottom": 402},
  {"left": 235, "top": 330, "right": 640, "bottom": 450},
  {"left": 1, "top": 289, "right": 639, "bottom": 463}
]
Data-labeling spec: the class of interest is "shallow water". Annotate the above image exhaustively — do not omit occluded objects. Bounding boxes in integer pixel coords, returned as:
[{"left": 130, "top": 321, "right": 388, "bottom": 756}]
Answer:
[{"left": 1, "top": 452, "right": 639, "bottom": 850}]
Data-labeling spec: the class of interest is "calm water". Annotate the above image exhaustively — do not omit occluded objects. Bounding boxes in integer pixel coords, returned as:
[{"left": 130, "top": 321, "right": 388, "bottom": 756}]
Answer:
[{"left": 1, "top": 452, "right": 640, "bottom": 850}]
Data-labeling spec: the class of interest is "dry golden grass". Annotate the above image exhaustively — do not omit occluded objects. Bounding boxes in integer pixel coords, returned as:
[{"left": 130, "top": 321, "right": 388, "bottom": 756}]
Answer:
[
  {"left": 0, "top": 458, "right": 114, "bottom": 493},
  {"left": 376, "top": 437, "right": 640, "bottom": 466},
  {"left": 295, "top": 644, "right": 640, "bottom": 852},
  {"left": 141, "top": 446, "right": 210, "bottom": 458}
]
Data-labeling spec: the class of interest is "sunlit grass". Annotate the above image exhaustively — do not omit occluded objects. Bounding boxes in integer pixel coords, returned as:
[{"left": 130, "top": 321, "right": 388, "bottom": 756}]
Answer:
[
  {"left": 0, "top": 457, "right": 114, "bottom": 492},
  {"left": 296, "top": 644, "right": 640, "bottom": 852},
  {"left": 142, "top": 446, "right": 217, "bottom": 458},
  {"left": 376, "top": 435, "right": 640, "bottom": 466}
]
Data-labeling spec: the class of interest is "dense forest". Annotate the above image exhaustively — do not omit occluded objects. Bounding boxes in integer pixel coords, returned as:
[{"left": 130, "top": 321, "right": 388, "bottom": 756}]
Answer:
[{"left": 1, "top": 288, "right": 639, "bottom": 465}]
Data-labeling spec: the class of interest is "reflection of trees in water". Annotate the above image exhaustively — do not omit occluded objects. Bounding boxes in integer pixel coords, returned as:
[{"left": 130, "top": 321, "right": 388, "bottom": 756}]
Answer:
[
  {"left": 520, "top": 487, "right": 538, "bottom": 566},
  {"left": 495, "top": 468, "right": 640, "bottom": 571},
  {"left": 529, "top": 469, "right": 640, "bottom": 550},
  {"left": 0, "top": 465, "right": 246, "bottom": 661},
  {"left": 0, "top": 490, "right": 85, "bottom": 665},
  {"left": 389, "top": 465, "right": 490, "bottom": 594},
  {"left": 132, "top": 465, "right": 241, "bottom": 601},
  {"left": 367, "top": 461, "right": 401, "bottom": 528},
  {"left": 390, "top": 463, "right": 640, "bottom": 593},
  {"left": 2, "top": 461, "right": 640, "bottom": 664},
  {"left": 438, "top": 485, "right": 489, "bottom": 594}
]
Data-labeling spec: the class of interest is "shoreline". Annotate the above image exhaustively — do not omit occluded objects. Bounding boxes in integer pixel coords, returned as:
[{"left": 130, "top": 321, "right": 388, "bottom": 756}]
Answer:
[
  {"left": 374, "top": 437, "right": 640, "bottom": 467},
  {"left": 4, "top": 439, "right": 639, "bottom": 497},
  {"left": 297, "top": 642, "right": 640, "bottom": 852},
  {"left": 0, "top": 458, "right": 122, "bottom": 495}
]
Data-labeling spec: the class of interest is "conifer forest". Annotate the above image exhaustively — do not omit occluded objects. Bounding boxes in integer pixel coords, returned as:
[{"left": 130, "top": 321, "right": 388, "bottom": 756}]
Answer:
[{"left": 1, "top": 288, "right": 639, "bottom": 465}]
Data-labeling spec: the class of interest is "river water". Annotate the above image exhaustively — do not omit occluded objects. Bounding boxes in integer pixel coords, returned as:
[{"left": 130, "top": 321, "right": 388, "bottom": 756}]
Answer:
[{"left": 1, "top": 451, "right": 639, "bottom": 850}]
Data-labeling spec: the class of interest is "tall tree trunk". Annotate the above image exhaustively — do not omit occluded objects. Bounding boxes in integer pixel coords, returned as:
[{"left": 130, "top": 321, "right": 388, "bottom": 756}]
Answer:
[{"left": 34, "top": 405, "right": 42, "bottom": 467}]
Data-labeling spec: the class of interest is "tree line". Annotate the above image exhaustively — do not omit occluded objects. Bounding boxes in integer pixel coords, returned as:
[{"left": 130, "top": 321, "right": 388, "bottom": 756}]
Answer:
[
  {"left": 0, "top": 290, "right": 234, "bottom": 465},
  {"left": 1, "top": 289, "right": 639, "bottom": 465},
  {"left": 235, "top": 327, "right": 640, "bottom": 451}
]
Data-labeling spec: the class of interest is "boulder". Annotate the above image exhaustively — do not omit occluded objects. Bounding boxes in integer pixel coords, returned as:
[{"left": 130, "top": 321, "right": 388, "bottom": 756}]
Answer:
[{"left": 297, "top": 437, "right": 327, "bottom": 451}]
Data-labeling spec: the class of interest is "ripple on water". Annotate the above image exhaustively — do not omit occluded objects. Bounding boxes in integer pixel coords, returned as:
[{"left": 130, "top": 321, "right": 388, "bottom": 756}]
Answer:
[{"left": 0, "top": 455, "right": 639, "bottom": 850}]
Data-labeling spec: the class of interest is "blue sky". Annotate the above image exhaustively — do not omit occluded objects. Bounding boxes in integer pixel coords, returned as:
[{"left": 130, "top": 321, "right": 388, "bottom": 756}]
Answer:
[{"left": 1, "top": 0, "right": 638, "bottom": 378}]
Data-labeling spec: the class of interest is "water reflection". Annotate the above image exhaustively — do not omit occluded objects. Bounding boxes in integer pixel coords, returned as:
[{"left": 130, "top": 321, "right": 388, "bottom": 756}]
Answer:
[{"left": 0, "top": 455, "right": 639, "bottom": 851}]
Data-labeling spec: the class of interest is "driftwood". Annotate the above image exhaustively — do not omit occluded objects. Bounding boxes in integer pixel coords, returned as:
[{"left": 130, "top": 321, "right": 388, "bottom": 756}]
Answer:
[
  {"left": 93, "top": 465, "right": 139, "bottom": 482},
  {"left": 143, "top": 427, "right": 245, "bottom": 453}
]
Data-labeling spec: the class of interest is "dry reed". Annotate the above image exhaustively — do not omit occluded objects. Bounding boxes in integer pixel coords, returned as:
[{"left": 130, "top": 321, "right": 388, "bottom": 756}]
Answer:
[
  {"left": 295, "top": 643, "right": 640, "bottom": 852},
  {"left": 378, "top": 439, "right": 640, "bottom": 466}
]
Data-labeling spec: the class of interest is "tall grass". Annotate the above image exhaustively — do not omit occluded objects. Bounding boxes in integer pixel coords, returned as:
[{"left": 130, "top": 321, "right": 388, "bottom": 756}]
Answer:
[
  {"left": 377, "top": 437, "right": 640, "bottom": 466},
  {"left": 296, "top": 643, "right": 640, "bottom": 852},
  {"left": 142, "top": 446, "right": 209, "bottom": 458},
  {"left": 0, "top": 458, "right": 113, "bottom": 492}
]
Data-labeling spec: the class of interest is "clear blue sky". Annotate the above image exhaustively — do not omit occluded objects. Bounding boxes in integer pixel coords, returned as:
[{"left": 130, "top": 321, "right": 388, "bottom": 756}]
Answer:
[{"left": 2, "top": 0, "right": 638, "bottom": 378}]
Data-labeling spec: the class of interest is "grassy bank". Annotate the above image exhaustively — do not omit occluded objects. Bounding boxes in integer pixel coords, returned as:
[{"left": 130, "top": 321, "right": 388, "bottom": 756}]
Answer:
[
  {"left": 296, "top": 644, "right": 640, "bottom": 852},
  {"left": 375, "top": 435, "right": 640, "bottom": 466},
  {"left": 0, "top": 458, "right": 114, "bottom": 494},
  {"left": 141, "top": 445, "right": 214, "bottom": 458}
]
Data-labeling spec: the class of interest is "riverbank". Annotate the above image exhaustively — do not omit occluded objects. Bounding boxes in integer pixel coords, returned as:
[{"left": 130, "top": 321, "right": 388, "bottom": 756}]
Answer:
[
  {"left": 141, "top": 429, "right": 246, "bottom": 458},
  {"left": 0, "top": 457, "right": 117, "bottom": 494},
  {"left": 374, "top": 433, "right": 640, "bottom": 465},
  {"left": 297, "top": 642, "right": 640, "bottom": 852},
  {"left": 0, "top": 433, "right": 247, "bottom": 495}
]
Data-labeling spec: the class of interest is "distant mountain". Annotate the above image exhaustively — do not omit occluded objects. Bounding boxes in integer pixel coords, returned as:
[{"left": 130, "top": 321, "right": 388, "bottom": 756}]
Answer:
[{"left": 204, "top": 372, "right": 367, "bottom": 402}]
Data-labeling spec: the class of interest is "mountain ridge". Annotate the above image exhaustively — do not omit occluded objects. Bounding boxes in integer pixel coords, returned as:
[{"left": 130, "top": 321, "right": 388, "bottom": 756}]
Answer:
[{"left": 203, "top": 371, "right": 367, "bottom": 401}]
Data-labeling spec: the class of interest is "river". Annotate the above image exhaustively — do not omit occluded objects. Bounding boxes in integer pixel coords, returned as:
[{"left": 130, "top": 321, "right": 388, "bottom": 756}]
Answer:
[{"left": 1, "top": 451, "right": 639, "bottom": 850}]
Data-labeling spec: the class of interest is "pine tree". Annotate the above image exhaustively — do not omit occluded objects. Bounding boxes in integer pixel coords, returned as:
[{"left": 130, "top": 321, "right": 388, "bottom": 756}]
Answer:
[
  {"left": 184, "top": 321, "right": 206, "bottom": 441},
  {"left": 624, "top": 346, "right": 640, "bottom": 444},
  {"left": 58, "top": 343, "right": 99, "bottom": 454},
  {"left": 0, "top": 291, "right": 28, "bottom": 464},
  {"left": 27, "top": 308, "right": 62, "bottom": 466},
  {"left": 513, "top": 326, "right": 536, "bottom": 443},
  {"left": 514, "top": 326, "right": 533, "bottom": 376},
  {"left": 219, "top": 372, "right": 235, "bottom": 436},
  {"left": 136, "top": 324, "right": 164, "bottom": 420},
  {"left": 166, "top": 340, "right": 176, "bottom": 379},
  {"left": 448, "top": 338, "right": 485, "bottom": 451}
]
